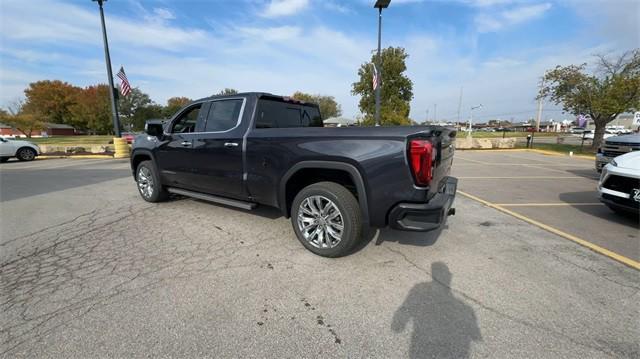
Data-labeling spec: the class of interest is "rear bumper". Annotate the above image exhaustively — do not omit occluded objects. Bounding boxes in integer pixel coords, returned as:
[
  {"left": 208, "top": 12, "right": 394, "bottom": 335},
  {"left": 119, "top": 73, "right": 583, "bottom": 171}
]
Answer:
[{"left": 388, "top": 177, "right": 458, "bottom": 232}]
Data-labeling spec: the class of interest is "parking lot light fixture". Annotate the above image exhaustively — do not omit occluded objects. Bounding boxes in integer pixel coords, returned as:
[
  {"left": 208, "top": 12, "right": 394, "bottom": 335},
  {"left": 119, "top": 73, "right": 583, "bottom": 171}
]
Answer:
[
  {"left": 92, "top": 0, "right": 121, "bottom": 137},
  {"left": 468, "top": 104, "right": 483, "bottom": 138},
  {"left": 374, "top": 0, "right": 391, "bottom": 127}
]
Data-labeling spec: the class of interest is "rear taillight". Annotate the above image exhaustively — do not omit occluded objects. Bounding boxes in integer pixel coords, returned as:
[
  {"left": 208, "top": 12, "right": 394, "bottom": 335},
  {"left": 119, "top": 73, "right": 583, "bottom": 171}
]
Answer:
[{"left": 409, "top": 139, "right": 435, "bottom": 186}]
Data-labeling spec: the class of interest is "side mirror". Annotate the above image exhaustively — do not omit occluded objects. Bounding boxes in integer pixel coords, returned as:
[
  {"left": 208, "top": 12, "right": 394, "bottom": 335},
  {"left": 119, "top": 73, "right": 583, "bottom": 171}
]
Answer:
[{"left": 145, "top": 120, "right": 165, "bottom": 137}]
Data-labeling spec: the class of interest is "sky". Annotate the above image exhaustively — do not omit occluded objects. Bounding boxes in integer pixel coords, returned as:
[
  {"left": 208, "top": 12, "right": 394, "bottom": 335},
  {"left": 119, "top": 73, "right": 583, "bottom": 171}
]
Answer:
[{"left": 0, "top": 0, "right": 637, "bottom": 124}]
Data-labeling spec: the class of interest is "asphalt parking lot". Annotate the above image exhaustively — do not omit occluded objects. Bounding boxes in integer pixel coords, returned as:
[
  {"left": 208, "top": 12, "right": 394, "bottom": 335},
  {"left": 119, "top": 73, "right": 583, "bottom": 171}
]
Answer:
[
  {"left": 1, "top": 157, "right": 638, "bottom": 358},
  {"left": 452, "top": 150, "right": 639, "bottom": 264}
]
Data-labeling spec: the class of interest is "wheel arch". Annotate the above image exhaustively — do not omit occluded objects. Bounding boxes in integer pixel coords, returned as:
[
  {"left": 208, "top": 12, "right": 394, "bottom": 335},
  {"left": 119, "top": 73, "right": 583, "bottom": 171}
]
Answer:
[
  {"left": 130, "top": 149, "right": 156, "bottom": 179},
  {"left": 279, "top": 161, "right": 370, "bottom": 227}
]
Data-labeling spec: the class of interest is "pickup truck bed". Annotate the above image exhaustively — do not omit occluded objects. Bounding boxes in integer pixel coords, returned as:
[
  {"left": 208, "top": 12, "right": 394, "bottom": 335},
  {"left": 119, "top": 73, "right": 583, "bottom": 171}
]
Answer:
[{"left": 131, "top": 92, "right": 457, "bottom": 257}]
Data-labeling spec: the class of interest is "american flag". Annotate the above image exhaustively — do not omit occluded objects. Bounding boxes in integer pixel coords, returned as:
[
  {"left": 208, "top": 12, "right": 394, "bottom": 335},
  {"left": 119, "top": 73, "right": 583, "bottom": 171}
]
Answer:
[
  {"left": 116, "top": 66, "right": 132, "bottom": 96},
  {"left": 372, "top": 63, "right": 379, "bottom": 91}
]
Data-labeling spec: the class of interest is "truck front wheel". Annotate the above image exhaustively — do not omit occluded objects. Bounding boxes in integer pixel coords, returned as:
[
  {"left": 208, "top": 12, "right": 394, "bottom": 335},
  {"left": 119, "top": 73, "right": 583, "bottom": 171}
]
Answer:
[
  {"left": 136, "top": 160, "right": 168, "bottom": 203},
  {"left": 291, "top": 181, "right": 362, "bottom": 257}
]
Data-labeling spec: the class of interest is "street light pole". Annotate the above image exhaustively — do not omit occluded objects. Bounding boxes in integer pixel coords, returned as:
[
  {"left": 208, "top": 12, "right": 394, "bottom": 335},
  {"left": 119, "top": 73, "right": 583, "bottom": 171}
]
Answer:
[
  {"left": 468, "top": 104, "right": 483, "bottom": 138},
  {"left": 93, "top": 0, "right": 121, "bottom": 137},
  {"left": 374, "top": 1, "right": 390, "bottom": 127}
]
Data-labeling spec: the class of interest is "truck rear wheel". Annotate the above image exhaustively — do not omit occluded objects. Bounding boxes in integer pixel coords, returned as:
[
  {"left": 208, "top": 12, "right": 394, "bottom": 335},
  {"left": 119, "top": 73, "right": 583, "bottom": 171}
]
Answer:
[{"left": 291, "top": 181, "right": 362, "bottom": 257}]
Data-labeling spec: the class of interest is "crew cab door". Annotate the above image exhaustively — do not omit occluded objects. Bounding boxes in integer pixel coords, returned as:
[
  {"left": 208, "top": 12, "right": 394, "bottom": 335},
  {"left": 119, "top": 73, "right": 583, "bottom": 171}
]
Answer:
[
  {"left": 156, "top": 102, "right": 208, "bottom": 188},
  {"left": 189, "top": 98, "right": 246, "bottom": 198}
]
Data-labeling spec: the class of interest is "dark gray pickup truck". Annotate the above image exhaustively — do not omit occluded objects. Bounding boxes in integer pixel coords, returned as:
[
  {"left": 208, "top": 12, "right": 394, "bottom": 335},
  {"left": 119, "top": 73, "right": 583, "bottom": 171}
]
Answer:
[{"left": 131, "top": 92, "right": 457, "bottom": 257}]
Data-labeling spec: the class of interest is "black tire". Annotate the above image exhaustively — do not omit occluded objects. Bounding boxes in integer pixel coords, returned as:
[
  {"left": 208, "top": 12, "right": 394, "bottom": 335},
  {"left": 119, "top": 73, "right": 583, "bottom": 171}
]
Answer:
[
  {"left": 291, "top": 181, "right": 362, "bottom": 257},
  {"left": 0, "top": 157, "right": 8, "bottom": 163},
  {"left": 16, "top": 147, "right": 36, "bottom": 161},
  {"left": 135, "top": 160, "right": 168, "bottom": 203}
]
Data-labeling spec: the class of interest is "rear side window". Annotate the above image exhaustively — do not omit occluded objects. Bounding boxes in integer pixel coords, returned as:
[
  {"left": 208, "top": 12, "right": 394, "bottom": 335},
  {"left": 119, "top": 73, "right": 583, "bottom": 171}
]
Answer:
[
  {"left": 204, "top": 99, "right": 243, "bottom": 132},
  {"left": 255, "top": 99, "right": 322, "bottom": 128}
]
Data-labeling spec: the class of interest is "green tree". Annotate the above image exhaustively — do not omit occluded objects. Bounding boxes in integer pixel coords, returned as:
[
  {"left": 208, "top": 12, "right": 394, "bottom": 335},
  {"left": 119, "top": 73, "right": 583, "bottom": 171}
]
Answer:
[
  {"left": 164, "top": 97, "right": 192, "bottom": 118},
  {"left": 22, "top": 80, "right": 81, "bottom": 125},
  {"left": 118, "top": 88, "right": 152, "bottom": 131},
  {"left": 291, "top": 92, "right": 342, "bottom": 120},
  {"left": 216, "top": 88, "right": 239, "bottom": 96},
  {"left": 131, "top": 104, "right": 164, "bottom": 131},
  {"left": 352, "top": 47, "right": 413, "bottom": 126},
  {"left": 69, "top": 85, "right": 112, "bottom": 134},
  {"left": 540, "top": 50, "right": 640, "bottom": 149},
  {"left": 2, "top": 100, "right": 44, "bottom": 137}
]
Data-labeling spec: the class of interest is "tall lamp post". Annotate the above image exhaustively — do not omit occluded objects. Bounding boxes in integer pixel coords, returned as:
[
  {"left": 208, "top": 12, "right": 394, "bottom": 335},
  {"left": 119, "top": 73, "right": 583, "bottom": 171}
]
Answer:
[
  {"left": 374, "top": 0, "right": 390, "bottom": 127},
  {"left": 468, "top": 104, "right": 483, "bottom": 138},
  {"left": 93, "top": 0, "right": 121, "bottom": 137}
]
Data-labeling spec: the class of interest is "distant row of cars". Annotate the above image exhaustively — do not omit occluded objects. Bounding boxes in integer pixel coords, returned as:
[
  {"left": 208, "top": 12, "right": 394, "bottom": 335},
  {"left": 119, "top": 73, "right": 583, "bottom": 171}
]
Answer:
[
  {"left": 596, "top": 134, "right": 640, "bottom": 216},
  {"left": 570, "top": 126, "right": 634, "bottom": 140}
]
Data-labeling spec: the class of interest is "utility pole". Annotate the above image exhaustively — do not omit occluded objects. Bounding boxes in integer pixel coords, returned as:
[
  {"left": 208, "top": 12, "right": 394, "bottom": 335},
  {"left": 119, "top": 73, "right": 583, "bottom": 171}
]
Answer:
[
  {"left": 93, "top": 0, "right": 121, "bottom": 137},
  {"left": 433, "top": 103, "right": 437, "bottom": 123},
  {"left": 535, "top": 79, "right": 544, "bottom": 132},
  {"left": 457, "top": 86, "right": 463, "bottom": 124},
  {"left": 469, "top": 104, "right": 483, "bottom": 138}
]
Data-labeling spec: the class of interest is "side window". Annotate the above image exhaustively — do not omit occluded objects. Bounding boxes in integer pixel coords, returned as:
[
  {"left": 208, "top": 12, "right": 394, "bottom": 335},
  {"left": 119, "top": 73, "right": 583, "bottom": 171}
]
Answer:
[
  {"left": 171, "top": 105, "right": 201, "bottom": 133},
  {"left": 255, "top": 99, "right": 322, "bottom": 128},
  {"left": 204, "top": 99, "right": 243, "bottom": 132}
]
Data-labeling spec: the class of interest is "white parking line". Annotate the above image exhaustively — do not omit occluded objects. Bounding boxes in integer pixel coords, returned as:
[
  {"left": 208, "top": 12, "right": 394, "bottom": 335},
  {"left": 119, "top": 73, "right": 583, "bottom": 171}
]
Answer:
[{"left": 1, "top": 159, "right": 119, "bottom": 171}]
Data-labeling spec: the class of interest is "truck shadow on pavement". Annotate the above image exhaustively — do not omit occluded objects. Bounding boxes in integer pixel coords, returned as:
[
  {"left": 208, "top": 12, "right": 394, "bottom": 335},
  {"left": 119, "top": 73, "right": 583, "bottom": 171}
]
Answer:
[{"left": 392, "top": 262, "right": 481, "bottom": 359}]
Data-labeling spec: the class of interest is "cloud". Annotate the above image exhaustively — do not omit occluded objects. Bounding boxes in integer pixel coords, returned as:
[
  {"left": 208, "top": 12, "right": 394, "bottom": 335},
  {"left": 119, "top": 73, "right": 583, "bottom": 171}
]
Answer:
[
  {"left": 567, "top": 0, "right": 639, "bottom": 48},
  {"left": 0, "top": 1, "right": 208, "bottom": 52},
  {"left": 261, "top": 0, "right": 309, "bottom": 18},
  {"left": 464, "top": 0, "right": 516, "bottom": 7},
  {"left": 322, "top": 1, "right": 352, "bottom": 14},
  {"left": 236, "top": 25, "right": 302, "bottom": 41},
  {"left": 152, "top": 8, "right": 175, "bottom": 21},
  {"left": 476, "top": 3, "right": 552, "bottom": 32}
]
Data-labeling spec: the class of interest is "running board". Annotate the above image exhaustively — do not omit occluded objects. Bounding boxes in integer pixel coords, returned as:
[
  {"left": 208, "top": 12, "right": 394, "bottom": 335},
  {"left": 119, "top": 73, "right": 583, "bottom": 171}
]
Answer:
[{"left": 167, "top": 187, "right": 257, "bottom": 210}]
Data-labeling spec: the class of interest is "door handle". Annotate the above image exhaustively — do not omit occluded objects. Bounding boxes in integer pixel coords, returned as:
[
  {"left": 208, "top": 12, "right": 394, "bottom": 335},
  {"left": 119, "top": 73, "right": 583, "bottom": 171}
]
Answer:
[
  {"left": 181, "top": 141, "right": 192, "bottom": 146},
  {"left": 224, "top": 142, "right": 239, "bottom": 147}
]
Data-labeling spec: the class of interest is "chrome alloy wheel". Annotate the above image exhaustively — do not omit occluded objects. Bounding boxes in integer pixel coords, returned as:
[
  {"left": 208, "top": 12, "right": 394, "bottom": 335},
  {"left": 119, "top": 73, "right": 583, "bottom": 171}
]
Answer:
[
  {"left": 297, "top": 195, "right": 344, "bottom": 249},
  {"left": 137, "top": 166, "right": 154, "bottom": 199}
]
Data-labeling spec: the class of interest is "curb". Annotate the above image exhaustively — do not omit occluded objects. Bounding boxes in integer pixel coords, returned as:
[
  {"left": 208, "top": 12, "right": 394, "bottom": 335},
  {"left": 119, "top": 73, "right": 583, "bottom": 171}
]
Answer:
[
  {"left": 39, "top": 155, "right": 116, "bottom": 159},
  {"left": 458, "top": 148, "right": 596, "bottom": 161}
]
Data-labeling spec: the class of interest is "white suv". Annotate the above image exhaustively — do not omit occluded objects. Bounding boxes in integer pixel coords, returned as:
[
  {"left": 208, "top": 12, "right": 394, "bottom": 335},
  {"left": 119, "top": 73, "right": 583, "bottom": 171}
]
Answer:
[
  {"left": 598, "top": 151, "right": 640, "bottom": 216},
  {"left": 0, "top": 137, "right": 41, "bottom": 162}
]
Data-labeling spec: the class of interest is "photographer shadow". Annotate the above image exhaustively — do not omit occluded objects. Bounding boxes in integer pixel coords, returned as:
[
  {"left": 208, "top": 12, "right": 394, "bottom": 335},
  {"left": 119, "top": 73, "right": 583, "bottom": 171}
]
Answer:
[{"left": 392, "top": 262, "right": 482, "bottom": 358}]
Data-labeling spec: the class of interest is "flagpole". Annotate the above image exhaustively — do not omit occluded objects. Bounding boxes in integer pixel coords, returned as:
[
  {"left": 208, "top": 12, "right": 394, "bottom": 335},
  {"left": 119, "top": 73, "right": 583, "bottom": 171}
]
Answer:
[
  {"left": 94, "top": 0, "right": 121, "bottom": 137},
  {"left": 374, "top": 6, "right": 382, "bottom": 127}
]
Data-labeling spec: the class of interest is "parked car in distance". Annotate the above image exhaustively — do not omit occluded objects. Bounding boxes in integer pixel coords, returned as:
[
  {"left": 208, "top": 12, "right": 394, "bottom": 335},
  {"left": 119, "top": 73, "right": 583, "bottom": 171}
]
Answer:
[
  {"left": 121, "top": 132, "right": 139, "bottom": 144},
  {"left": 596, "top": 134, "right": 640, "bottom": 171},
  {"left": 598, "top": 150, "right": 640, "bottom": 216},
  {"left": 569, "top": 127, "right": 585, "bottom": 134},
  {"left": 130, "top": 92, "right": 458, "bottom": 257},
  {"left": 581, "top": 130, "right": 615, "bottom": 140},
  {"left": 0, "top": 137, "right": 40, "bottom": 162}
]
